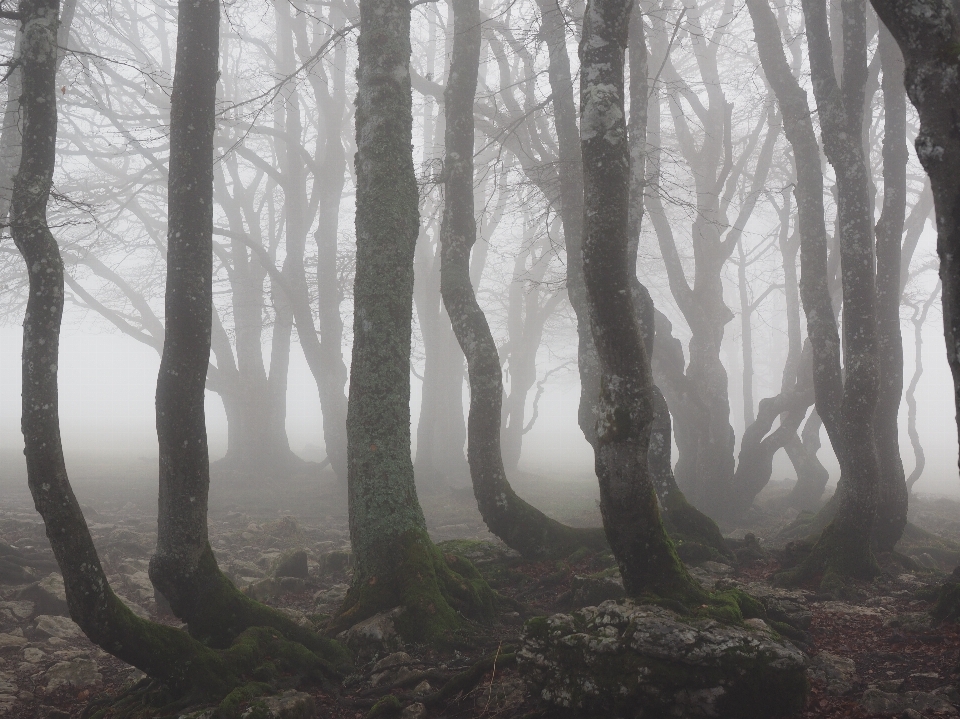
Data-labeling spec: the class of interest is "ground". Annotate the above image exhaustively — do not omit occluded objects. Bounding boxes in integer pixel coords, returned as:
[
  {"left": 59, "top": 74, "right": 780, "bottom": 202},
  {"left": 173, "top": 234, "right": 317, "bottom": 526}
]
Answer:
[{"left": 0, "top": 460, "right": 958, "bottom": 719}]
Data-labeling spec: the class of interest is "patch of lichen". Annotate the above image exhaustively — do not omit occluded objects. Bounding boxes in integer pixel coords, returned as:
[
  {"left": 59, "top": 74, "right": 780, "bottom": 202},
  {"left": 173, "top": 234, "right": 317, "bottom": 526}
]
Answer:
[
  {"left": 527, "top": 628, "right": 806, "bottom": 719},
  {"left": 331, "top": 528, "right": 496, "bottom": 644}
]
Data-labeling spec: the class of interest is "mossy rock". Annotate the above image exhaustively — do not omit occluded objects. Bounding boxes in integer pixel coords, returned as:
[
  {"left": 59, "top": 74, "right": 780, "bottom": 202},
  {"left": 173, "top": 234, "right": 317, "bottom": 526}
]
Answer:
[
  {"left": 274, "top": 550, "right": 309, "bottom": 579},
  {"left": 518, "top": 600, "right": 807, "bottom": 719},
  {"left": 932, "top": 568, "right": 960, "bottom": 624}
]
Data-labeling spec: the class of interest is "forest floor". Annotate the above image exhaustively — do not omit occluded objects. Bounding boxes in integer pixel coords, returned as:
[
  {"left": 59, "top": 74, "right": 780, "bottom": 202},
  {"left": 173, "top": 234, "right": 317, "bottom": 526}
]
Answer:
[{"left": 0, "top": 463, "right": 959, "bottom": 718}]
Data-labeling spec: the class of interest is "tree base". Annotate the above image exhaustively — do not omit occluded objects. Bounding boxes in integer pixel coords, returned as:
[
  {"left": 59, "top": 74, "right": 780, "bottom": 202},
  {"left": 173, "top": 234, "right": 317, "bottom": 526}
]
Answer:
[
  {"left": 775, "top": 522, "right": 879, "bottom": 594},
  {"left": 662, "top": 495, "right": 735, "bottom": 564},
  {"left": 329, "top": 529, "right": 496, "bottom": 645}
]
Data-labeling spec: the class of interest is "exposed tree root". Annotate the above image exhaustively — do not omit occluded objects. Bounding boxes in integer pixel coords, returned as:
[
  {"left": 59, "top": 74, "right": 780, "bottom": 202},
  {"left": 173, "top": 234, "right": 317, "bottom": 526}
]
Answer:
[
  {"left": 775, "top": 522, "right": 880, "bottom": 594},
  {"left": 330, "top": 529, "right": 497, "bottom": 644}
]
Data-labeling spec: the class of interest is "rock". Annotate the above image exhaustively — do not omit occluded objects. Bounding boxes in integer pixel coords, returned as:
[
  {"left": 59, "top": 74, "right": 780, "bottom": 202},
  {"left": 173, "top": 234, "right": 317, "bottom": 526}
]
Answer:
[
  {"left": 519, "top": 600, "right": 807, "bottom": 718},
  {"left": 0, "top": 696, "right": 13, "bottom": 716},
  {"left": 809, "top": 652, "right": 857, "bottom": 695},
  {"left": 860, "top": 688, "right": 958, "bottom": 716},
  {"left": 570, "top": 574, "right": 625, "bottom": 607},
  {"left": 373, "top": 651, "right": 413, "bottom": 673},
  {"left": 0, "top": 635, "right": 27, "bottom": 650},
  {"left": 337, "top": 607, "right": 402, "bottom": 659},
  {"left": 883, "top": 612, "right": 931, "bottom": 634},
  {"left": 815, "top": 601, "right": 886, "bottom": 618},
  {"left": 413, "top": 680, "right": 431, "bottom": 696},
  {"left": 0, "top": 673, "right": 14, "bottom": 694},
  {"left": 259, "top": 689, "right": 316, "bottom": 718},
  {"left": 274, "top": 550, "right": 309, "bottom": 579},
  {"left": 313, "top": 583, "right": 348, "bottom": 612},
  {"left": 743, "top": 618, "right": 772, "bottom": 633},
  {"left": 15, "top": 574, "right": 68, "bottom": 616},
  {"left": 124, "top": 571, "right": 155, "bottom": 601},
  {"left": 45, "top": 658, "right": 101, "bottom": 691},
  {"left": 0, "top": 601, "right": 34, "bottom": 620},
  {"left": 35, "top": 615, "right": 82, "bottom": 640},
  {"left": 400, "top": 702, "right": 426, "bottom": 719},
  {"left": 701, "top": 561, "right": 734, "bottom": 574},
  {"left": 22, "top": 647, "right": 44, "bottom": 663}
]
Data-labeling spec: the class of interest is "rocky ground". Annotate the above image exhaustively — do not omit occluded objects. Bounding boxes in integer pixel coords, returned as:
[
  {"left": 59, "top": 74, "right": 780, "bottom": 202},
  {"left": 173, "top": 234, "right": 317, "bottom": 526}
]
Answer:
[{"left": 0, "top": 467, "right": 958, "bottom": 718}]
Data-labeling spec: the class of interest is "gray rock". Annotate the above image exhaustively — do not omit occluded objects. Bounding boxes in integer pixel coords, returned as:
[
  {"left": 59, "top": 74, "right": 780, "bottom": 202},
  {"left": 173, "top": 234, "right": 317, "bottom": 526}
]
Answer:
[
  {"left": 337, "top": 608, "right": 402, "bottom": 659},
  {"left": 883, "top": 612, "right": 930, "bottom": 634},
  {"left": 22, "top": 648, "right": 44, "bottom": 663},
  {"left": 860, "top": 688, "right": 958, "bottom": 716},
  {"left": 808, "top": 652, "right": 857, "bottom": 695},
  {"left": 0, "top": 635, "right": 27, "bottom": 650},
  {"left": 0, "top": 673, "right": 14, "bottom": 694},
  {"left": 313, "top": 583, "right": 348, "bottom": 613},
  {"left": 45, "top": 658, "right": 101, "bottom": 691},
  {"left": 35, "top": 615, "right": 82, "bottom": 640},
  {"left": 570, "top": 574, "right": 625, "bottom": 607},
  {"left": 0, "top": 601, "right": 34, "bottom": 620},
  {"left": 518, "top": 599, "right": 807, "bottom": 718},
  {"left": 400, "top": 702, "right": 426, "bottom": 719},
  {"left": 373, "top": 651, "right": 413, "bottom": 673},
  {"left": 15, "top": 574, "right": 68, "bottom": 616},
  {"left": 274, "top": 550, "right": 309, "bottom": 579},
  {"left": 259, "top": 690, "right": 316, "bottom": 718}
]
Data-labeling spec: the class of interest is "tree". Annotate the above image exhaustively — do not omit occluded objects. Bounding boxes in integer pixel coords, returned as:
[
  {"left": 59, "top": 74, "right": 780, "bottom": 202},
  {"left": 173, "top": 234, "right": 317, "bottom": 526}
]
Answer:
[
  {"left": 580, "top": 0, "right": 700, "bottom": 600},
  {"left": 10, "top": 0, "right": 343, "bottom": 701},
  {"left": 438, "top": 0, "right": 606, "bottom": 560},
  {"left": 867, "top": 0, "right": 960, "bottom": 483},
  {"left": 332, "top": 0, "right": 492, "bottom": 641}
]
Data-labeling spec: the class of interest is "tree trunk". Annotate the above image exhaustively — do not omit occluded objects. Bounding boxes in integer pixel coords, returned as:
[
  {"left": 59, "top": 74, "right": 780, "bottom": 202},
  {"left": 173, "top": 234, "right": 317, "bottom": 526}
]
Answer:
[
  {"left": 334, "top": 0, "right": 494, "bottom": 641},
  {"left": 11, "top": 0, "right": 247, "bottom": 697},
  {"left": 535, "top": 0, "right": 599, "bottom": 447},
  {"left": 438, "top": 0, "right": 606, "bottom": 560},
  {"left": 149, "top": 0, "right": 345, "bottom": 657},
  {"left": 580, "top": 0, "right": 701, "bottom": 600},
  {"left": 872, "top": 24, "right": 908, "bottom": 552},
  {"left": 867, "top": 0, "right": 960, "bottom": 492}
]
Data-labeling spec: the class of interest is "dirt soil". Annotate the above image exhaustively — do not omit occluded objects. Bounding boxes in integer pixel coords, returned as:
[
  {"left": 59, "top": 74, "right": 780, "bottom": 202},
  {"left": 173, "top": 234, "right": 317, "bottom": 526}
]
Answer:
[{"left": 0, "top": 467, "right": 958, "bottom": 719}]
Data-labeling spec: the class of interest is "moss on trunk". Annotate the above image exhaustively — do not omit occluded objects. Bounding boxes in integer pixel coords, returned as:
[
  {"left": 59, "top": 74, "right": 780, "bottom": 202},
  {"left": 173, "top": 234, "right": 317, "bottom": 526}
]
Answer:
[{"left": 330, "top": 529, "right": 495, "bottom": 643}]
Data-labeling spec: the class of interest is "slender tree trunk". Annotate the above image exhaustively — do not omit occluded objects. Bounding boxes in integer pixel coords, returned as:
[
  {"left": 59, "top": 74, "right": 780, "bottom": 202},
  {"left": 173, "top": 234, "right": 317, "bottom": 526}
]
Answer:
[
  {"left": 535, "top": 0, "right": 599, "bottom": 447},
  {"left": 580, "top": 0, "right": 700, "bottom": 600},
  {"left": 906, "top": 282, "right": 940, "bottom": 494},
  {"left": 872, "top": 24, "right": 908, "bottom": 551},
  {"left": 149, "top": 0, "right": 344, "bottom": 656},
  {"left": 439, "top": 0, "right": 605, "bottom": 560},
  {"left": 867, "top": 0, "right": 960, "bottom": 494},
  {"left": 334, "top": 0, "right": 493, "bottom": 640},
  {"left": 12, "top": 0, "right": 242, "bottom": 696}
]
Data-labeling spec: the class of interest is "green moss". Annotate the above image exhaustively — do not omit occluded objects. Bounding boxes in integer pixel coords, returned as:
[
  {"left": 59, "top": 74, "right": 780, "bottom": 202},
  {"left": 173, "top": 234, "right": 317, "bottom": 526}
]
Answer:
[
  {"left": 661, "top": 494, "right": 734, "bottom": 562},
  {"left": 365, "top": 694, "right": 402, "bottom": 718},
  {"left": 216, "top": 682, "right": 271, "bottom": 719},
  {"left": 331, "top": 528, "right": 496, "bottom": 644}
]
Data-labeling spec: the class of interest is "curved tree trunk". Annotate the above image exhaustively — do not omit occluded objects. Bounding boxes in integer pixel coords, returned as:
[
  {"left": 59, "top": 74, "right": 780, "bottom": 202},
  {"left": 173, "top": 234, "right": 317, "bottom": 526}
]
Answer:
[
  {"left": 580, "top": 0, "right": 700, "bottom": 600},
  {"left": 906, "top": 282, "right": 940, "bottom": 494},
  {"left": 11, "top": 0, "right": 245, "bottom": 697},
  {"left": 438, "top": 0, "right": 605, "bottom": 560}
]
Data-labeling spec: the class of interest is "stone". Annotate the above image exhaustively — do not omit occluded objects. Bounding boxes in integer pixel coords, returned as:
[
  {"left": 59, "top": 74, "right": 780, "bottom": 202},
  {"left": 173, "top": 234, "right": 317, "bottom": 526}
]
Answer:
[
  {"left": 413, "top": 680, "right": 431, "bottom": 696},
  {"left": 373, "top": 651, "right": 413, "bottom": 673},
  {"left": 0, "top": 601, "right": 34, "bottom": 620},
  {"left": 313, "top": 583, "right": 348, "bottom": 612},
  {"left": 274, "top": 550, "right": 309, "bottom": 579},
  {"left": 570, "top": 574, "right": 625, "bottom": 607},
  {"left": 0, "top": 635, "right": 27, "bottom": 650},
  {"left": 124, "top": 571, "right": 155, "bottom": 601},
  {"left": 815, "top": 601, "right": 886, "bottom": 618},
  {"left": 400, "top": 702, "right": 426, "bottom": 719},
  {"left": 808, "top": 652, "right": 857, "bottom": 695},
  {"left": 337, "top": 607, "right": 402, "bottom": 659},
  {"left": 743, "top": 618, "right": 772, "bottom": 633},
  {"left": 15, "top": 574, "right": 68, "bottom": 617},
  {"left": 860, "top": 689, "right": 958, "bottom": 716},
  {"left": 883, "top": 613, "right": 931, "bottom": 634},
  {"left": 518, "top": 599, "right": 807, "bottom": 719},
  {"left": 22, "top": 647, "right": 44, "bottom": 663},
  {"left": 35, "top": 615, "right": 82, "bottom": 640},
  {"left": 317, "top": 550, "right": 351, "bottom": 577},
  {"left": 259, "top": 689, "right": 316, "bottom": 718},
  {"left": 0, "top": 673, "right": 14, "bottom": 694},
  {"left": 45, "top": 659, "right": 101, "bottom": 691}
]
